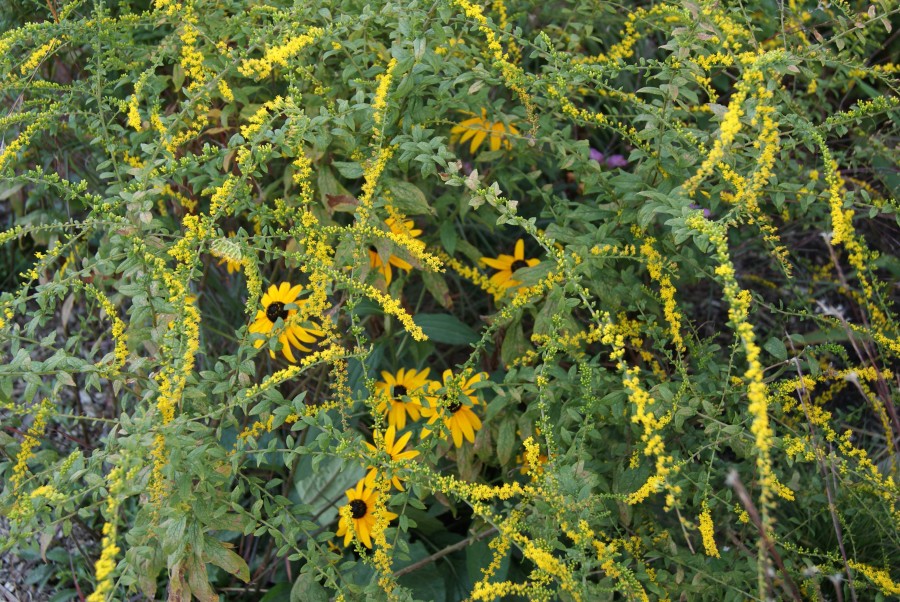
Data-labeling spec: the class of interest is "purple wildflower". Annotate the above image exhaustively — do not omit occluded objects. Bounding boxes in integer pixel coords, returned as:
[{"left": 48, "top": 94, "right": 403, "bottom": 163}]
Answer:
[
  {"left": 689, "top": 203, "right": 712, "bottom": 218},
  {"left": 606, "top": 154, "right": 627, "bottom": 168}
]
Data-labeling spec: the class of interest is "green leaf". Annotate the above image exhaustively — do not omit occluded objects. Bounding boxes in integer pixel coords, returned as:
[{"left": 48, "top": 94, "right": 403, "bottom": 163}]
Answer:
[
  {"left": 386, "top": 179, "right": 434, "bottom": 215},
  {"left": 500, "top": 318, "right": 530, "bottom": 368},
  {"left": 423, "top": 270, "right": 452, "bottom": 308},
  {"left": 496, "top": 416, "right": 517, "bottom": 466},
  {"left": 291, "top": 573, "right": 328, "bottom": 602},
  {"left": 413, "top": 313, "right": 479, "bottom": 345},
  {"left": 260, "top": 583, "right": 292, "bottom": 602},
  {"left": 764, "top": 337, "right": 787, "bottom": 362},
  {"left": 203, "top": 536, "right": 250, "bottom": 583},
  {"left": 439, "top": 220, "right": 458, "bottom": 255},
  {"left": 332, "top": 161, "right": 364, "bottom": 179}
]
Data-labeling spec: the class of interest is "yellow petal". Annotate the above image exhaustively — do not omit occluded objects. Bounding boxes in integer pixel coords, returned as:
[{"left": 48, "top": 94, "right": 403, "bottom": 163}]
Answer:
[
  {"left": 470, "top": 129, "right": 488, "bottom": 154},
  {"left": 451, "top": 421, "right": 464, "bottom": 448},
  {"left": 395, "top": 429, "right": 413, "bottom": 450}
]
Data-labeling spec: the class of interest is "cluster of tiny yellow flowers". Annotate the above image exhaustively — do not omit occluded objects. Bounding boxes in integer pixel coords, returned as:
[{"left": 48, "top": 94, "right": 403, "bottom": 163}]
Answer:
[
  {"left": 238, "top": 26, "right": 325, "bottom": 79},
  {"left": 371, "top": 58, "right": 397, "bottom": 140},
  {"left": 79, "top": 282, "right": 128, "bottom": 376},
  {"left": 86, "top": 461, "right": 133, "bottom": 602},
  {"left": 208, "top": 175, "right": 240, "bottom": 216},
  {"left": 20, "top": 39, "right": 60, "bottom": 74},
  {"left": 0, "top": 112, "right": 53, "bottom": 173},
  {"left": 847, "top": 560, "right": 900, "bottom": 596},
  {"left": 687, "top": 214, "right": 776, "bottom": 527},
  {"left": 435, "top": 249, "right": 505, "bottom": 298},
  {"left": 237, "top": 415, "right": 275, "bottom": 442},
  {"left": 698, "top": 501, "right": 720, "bottom": 558},
  {"left": 811, "top": 132, "right": 891, "bottom": 331},
  {"left": 578, "top": 4, "right": 684, "bottom": 65},
  {"left": 639, "top": 236, "right": 685, "bottom": 352},
  {"left": 602, "top": 308, "right": 680, "bottom": 507},
  {"left": 355, "top": 146, "right": 394, "bottom": 224},
  {"left": 452, "top": 0, "right": 534, "bottom": 125},
  {"left": 683, "top": 63, "right": 759, "bottom": 197},
  {"left": 10, "top": 398, "right": 54, "bottom": 496}
]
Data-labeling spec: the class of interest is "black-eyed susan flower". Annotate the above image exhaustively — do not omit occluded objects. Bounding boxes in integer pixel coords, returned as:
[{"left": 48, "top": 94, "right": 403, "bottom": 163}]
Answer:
[
  {"left": 421, "top": 369, "right": 487, "bottom": 448},
  {"left": 364, "top": 425, "right": 420, "bottom": 490},
  {"left": 368, "top": 217, "right": 422, "bottom": 285},
  {"left": 249, "top": 283, "right": 323, "bottom": 362},
  {"left": 374, "top": 367, "right": 432, "bottom": 430},
  {"left": 336, "top": 480, "right": 397, "bottom": 549},
  {"left": 450, "top": 108, "right": 519, "bottom": 154},
  {"left": 480, "top": 239, "right": 540, "bottom": 298}
]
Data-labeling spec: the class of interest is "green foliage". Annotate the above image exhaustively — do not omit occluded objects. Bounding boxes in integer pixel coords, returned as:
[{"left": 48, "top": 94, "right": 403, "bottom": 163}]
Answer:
[{"left": 1, "top": 0, "right": 899, "bottom": 600}]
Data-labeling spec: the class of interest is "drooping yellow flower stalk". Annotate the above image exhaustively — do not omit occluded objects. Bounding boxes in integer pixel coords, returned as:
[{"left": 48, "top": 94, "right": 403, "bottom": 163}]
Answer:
[
  {"left": 20, "top": 39, "right": 60, "bottom": 74},
  {"left": 683, "top": 64, "right": 759, "bottom": 197},
  {"left": 10, "top": 398, "right": 54, "bottom": 495},
  {"left": 639, "top": 236, "right": 685, "bottom": 352},
  {"left": 86, "top": 461, "right": 131, "bottom": 602},
  {"left": 687, "top": 213, "right": 776, "bottom": 586},
  {"left": 451, "top": 0, "right": 534, "bottom": 125}
]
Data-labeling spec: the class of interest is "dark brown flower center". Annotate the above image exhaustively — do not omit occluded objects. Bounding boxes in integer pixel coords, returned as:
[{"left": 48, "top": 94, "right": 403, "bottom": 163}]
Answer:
[
  {"left": 368, "top": 245, "right": 378, "bottom": 254},
  {"left": 510, "top": 259, "right": 528, "bottom": 272},
  {"left": 349, "top": 499, "right": 368, "bottom": 519},
  {"left": 266, "top": 301, "right": 290, "bottom": 323},
  {"left": 393, "top": 384, "right": 408, "bottom": 397},
  {"left": 448, "top": 400, "right": 462, "bottom": 413}
]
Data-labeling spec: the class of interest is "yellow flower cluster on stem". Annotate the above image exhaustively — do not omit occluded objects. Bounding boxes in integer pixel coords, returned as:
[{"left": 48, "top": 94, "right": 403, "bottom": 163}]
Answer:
[
  {"left": 451, "top": 0, "right": 535, "bottom": 127},
  {"left": 77, "top": 281, "right": 128, "bottom": 377},
  {"left": 811, "top": 132, "right": 891, "bottom": 331},
  {"left": 435, "top": 249, "right": 505, "bottom": 299},
  {"left": 577, "top": 4, "right": 685, "bottom": 65},
  {"left": 722, "top": 81, "right": 791, "bottom": 274},
  {"left": 639, "top": 236, "right": 685, "bottom": 352},
  {"left": 847, "top": 560, "right": 900, "bottom": 596},
  {"left": 86, "top": 460, "right": 133, "bottom": 602},
  {"left": 683, "top": 65, "right": 759, "bottom": 197},
  {"left": 687, "top": 213, "right": 775, "bottom": 592},
  {"left": 10, "top": 398, "right": 54, "bottom": 496},
  {"left": 0, "top": 111, "right": 54, "bottom": 173},
  {"left": 371, "top": 58, "right": 397, "bottom": 140},
  {"left": 20, "top": 39, "right": 60, "bottom": 74},
  {"left": 238, "top": 26, "right": 324, "bottom": 79},
  {"left": 699, "top": 501, "right": 720, "bottom": 558}
]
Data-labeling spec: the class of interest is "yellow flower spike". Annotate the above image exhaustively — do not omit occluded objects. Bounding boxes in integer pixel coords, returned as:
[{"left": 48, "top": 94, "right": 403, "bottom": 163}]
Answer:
[
  {"left": 335, "top": 479, "right": 398, "bottom": 549},
  {"left": 374, "top": 367, "right": 432, "bottom": 430},
  {"left": 249, "top": 283, "right": 324, "bottom": 362},
  {"left": 480, "top": 238, "right": 540, "bottom": 299},
  {"left": 699, "top": 501, "right": 720, "bottom": 558},
  {"left": 364, "top": 425, "right": 420, "bottom": 490},
  {"left": 450, "top": 109, "right": 519, "bottom": 155},
  {"left": 421, "top": 369, "right": 487, "bottom": 448}
]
